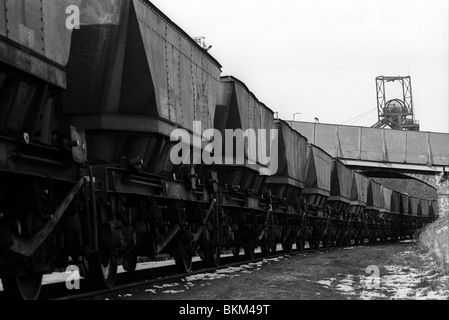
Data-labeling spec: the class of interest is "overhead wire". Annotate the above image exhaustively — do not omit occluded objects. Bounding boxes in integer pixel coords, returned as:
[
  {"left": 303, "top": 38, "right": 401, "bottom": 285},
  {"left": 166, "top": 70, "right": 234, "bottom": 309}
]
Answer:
[{"left": 342, "top": 108, "right": 377, "bottom": 125}]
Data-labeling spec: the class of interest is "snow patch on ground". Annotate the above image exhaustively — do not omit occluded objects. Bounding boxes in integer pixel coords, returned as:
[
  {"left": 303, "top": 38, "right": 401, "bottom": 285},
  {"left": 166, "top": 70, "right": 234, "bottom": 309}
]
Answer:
[
  {"left": 153, "top": 282, "right": 180, "bottom": 289},
  {"left": 317, "top": 251, "right": 449, "bottom": 300},
  {"left": 140, "top": 255, "right": 288, "bottom": 297},
  {"left": 144, "top": 289, "right": 156, "bottom": 294},
  {"left": 162, "top": 290, "right": 185, "bottom": 294},
  {"left": 317, "top": 280, "right": 333, "bottom": 287}
]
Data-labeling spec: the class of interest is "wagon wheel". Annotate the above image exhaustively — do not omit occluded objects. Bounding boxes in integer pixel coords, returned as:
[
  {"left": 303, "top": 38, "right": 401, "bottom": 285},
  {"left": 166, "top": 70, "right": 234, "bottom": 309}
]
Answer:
[
  {"left": 337, "top": 235, "right": 345, "bottom": 247},
  {"left": 231, "top": 246, "right": 241, "bottom": 257},
  {"left": 312, "top": 239, "right": 321, "bottom": 249},
  {"left": 175, "top": 242, "right": 193, "bottom": 273},
  {"left": 260, "top": 239, "right": 271, "bottom": 257},
  {"left": 282, "top": 242, "right": 293, "bottom": 254},
  {"left": 244, "top": 245, "right": 256, "bottom": 261},
  {"left": 322, "top": 236, "right": 331, "bottom": 248},
  {"left": 174, "top": 254, "right": 193, "bottom": 273},
  {"left": 87, "top": 249, "right": 118, "bottom": 289},
  {"left": 1, "top": 275, "right": 43, "bottom": 300},
  {"left": 204, "top": 243, "right": 221, "bottom": 268},
  {"left": 296, "top": 238, "right": 305, "bottom": 252},
  {"left": 344, "top": 235, "right": 351, "bottom": 246},
  {"left": 123, "top": 251, "right": 138, "bottom": 272},
  {"left": 271, "top": 242, "right": 278, "bottom": 254},
  {"left": 340, "top": 233, "right": 350, "bottom": 247},
  {"left": 359, "top": 236, "right": 365, "bottom": 245}
]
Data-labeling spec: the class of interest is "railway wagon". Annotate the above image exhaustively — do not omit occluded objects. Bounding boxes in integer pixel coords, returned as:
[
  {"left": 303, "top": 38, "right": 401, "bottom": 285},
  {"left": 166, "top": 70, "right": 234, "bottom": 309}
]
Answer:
[
  {"left": 420, "top": 199, "right": 430, "bottom": 217},
  {"left": 265, "top": 120, "right": 308, "bottom": 202},
  {"left": 327, "top": 159, "right": 353, "bottom": 246},
  {"left": 365, "top": 179, "right": 385, "bottom": 243},
  {"left": 211, "top": 76, "right": 274, "bottom": 193},
  {"left": 409, "top": 196, "right": 422, "bottom": 232},
  {"left": 63, "top": 0, "right": 221, "bottom": 174},
  {"left": 0, "top": 0, "right": 86, "bottom": 300},
  {"left": 419, "top": 199, "right": 437, "bottom": 226},
  {"left": 301, "top": 144, "right": 332, "bottom": 248},
  {"left": 376, "top": 185, "right": 400, "bottom": 241},
  {"left": 203, "top": 75, "right": 276, "bottom": 259},
  {"left": 0, "top": 0, "right": 77, "bottom": 89},
  {"left": 429, "top": 200, "right": 439, "bottom": 217},
  {"left": 264, "top": 119, "right": 309, "bottom": 252},
  {"left": 59, "top": 0, "right": 228, "bottom": 278},
  {"left": 382, "top": 188, "right": 401, "bottom": 241},
  {"left": 400, "top": 193, "right": 412, "bottom": 239},
  {"left": 0, "top": 0, "right": 225, "bottom": 299},
  {"left": 350, "top": 171, "right": 370, "bottom": 244}
]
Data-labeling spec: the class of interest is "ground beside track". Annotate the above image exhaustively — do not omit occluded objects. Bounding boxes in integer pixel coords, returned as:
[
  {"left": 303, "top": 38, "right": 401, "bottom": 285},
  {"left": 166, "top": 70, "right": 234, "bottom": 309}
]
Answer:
[{"left": 108, "top": 241, "right": 449, "bottom": 300}]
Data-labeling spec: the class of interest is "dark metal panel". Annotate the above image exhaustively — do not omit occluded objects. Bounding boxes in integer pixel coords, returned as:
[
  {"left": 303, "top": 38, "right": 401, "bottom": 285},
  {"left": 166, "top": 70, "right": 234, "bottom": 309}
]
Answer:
[
  {"left": 5, "top": 0, "right": 44, "bottom": 54},
  {"left": 265, "top": 120, "right": 307, "bottom": 189},
  {"left": 63, "top": 0, "right": 222, "bottom": 174},
  {"left": 0, "top": 0, "right": 6, "bottom": 37},
  {"left": 231, "top": 77, "right": 274, "bottom": 162},
  {"left": 391, "top": 190, "right": 401, "bottom": 215},
  {"left": 0, "top": 0, "right": 69, "bottom": 88},
  {"left": 401, "top": 193, "right": 410, "bottom": 215},
  {"left": 429, "top": 200, "right": 439, "bottom": 216},
  {"left": 420, "top": 199, "right": 430, "bottom": 216},
  {"left": 165, "top": 29, "right": 179, "bottom": 124},
  {"left": 134, "top": 0, "right": 166, "bottom": 120},
  {"left": 214, "top": 81, "right": 233, "bottom": 132},
  {"left": 351, "top": 171, "right": 369, "bottom": 205},
  {"left": 133, "top": 0, "right": 221, "bottom": 134},
  {"left": 215, "top": 76, "right": 274, "bottom": 175},
  {"left": 409, "top": 197, "right": 420, "bottom": 216},
  {"left": 234, "top": 80, "right": 248, "bottom": 131},
  {"left": 367, "top": 179, "right": 384, "bottom": 210},
  {"left": 42, "top": 0, "right": 80, "bottom": 66},
  {"left": 303, "top": 144, "right": 332, "bottom": 196},
  {"left": 178, "top": 40, "right": 194, "bottom": 127},
  {"left": 329, "top": 159, "right": 352, "bottom": 202},
  {"left": 64, "top": 0, "right": 129, "bottom": 115},
  {"left": 247, "top": 93, "right": 257, "bottom": 163},
  {"left": 380, "top": 186, "right": 393, "bottom": 213},
  {"left": 288, "top": 123, "right": 308, "bottom": 186},
  {"left": 133, "top": 0, "right": 221, "bottom": 69}
]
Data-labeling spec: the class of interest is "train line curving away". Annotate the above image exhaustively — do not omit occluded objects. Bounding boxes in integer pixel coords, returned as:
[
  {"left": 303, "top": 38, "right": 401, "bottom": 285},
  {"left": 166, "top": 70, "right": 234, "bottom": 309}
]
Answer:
[{"left": 0, "top": 0, "right": 440, "bottom": 300}]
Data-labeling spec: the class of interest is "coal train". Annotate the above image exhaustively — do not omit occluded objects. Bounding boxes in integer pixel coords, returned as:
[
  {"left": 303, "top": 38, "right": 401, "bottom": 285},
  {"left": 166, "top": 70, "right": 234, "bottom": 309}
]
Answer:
[{"left": 0, "top": 0, "right": 438, "bottom": 299}]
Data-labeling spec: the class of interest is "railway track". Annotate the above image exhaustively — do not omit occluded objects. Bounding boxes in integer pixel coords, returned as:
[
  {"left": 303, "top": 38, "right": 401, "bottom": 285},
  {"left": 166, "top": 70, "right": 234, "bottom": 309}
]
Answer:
[{"left": 48, "top": 240, "right": 401, "bottom": 301}]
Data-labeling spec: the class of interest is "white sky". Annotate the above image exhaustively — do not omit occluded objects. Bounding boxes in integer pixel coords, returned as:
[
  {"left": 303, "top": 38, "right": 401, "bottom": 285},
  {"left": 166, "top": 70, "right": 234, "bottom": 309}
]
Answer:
[{"left": 150, "top": 0, "right": 449, "bottom": 133}]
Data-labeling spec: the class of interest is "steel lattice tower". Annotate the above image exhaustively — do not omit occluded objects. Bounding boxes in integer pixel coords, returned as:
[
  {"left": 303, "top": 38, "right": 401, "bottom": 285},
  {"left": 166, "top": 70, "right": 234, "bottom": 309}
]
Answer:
[{"left": 372, "top": 76, "right": 420, "bottom": 131}]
